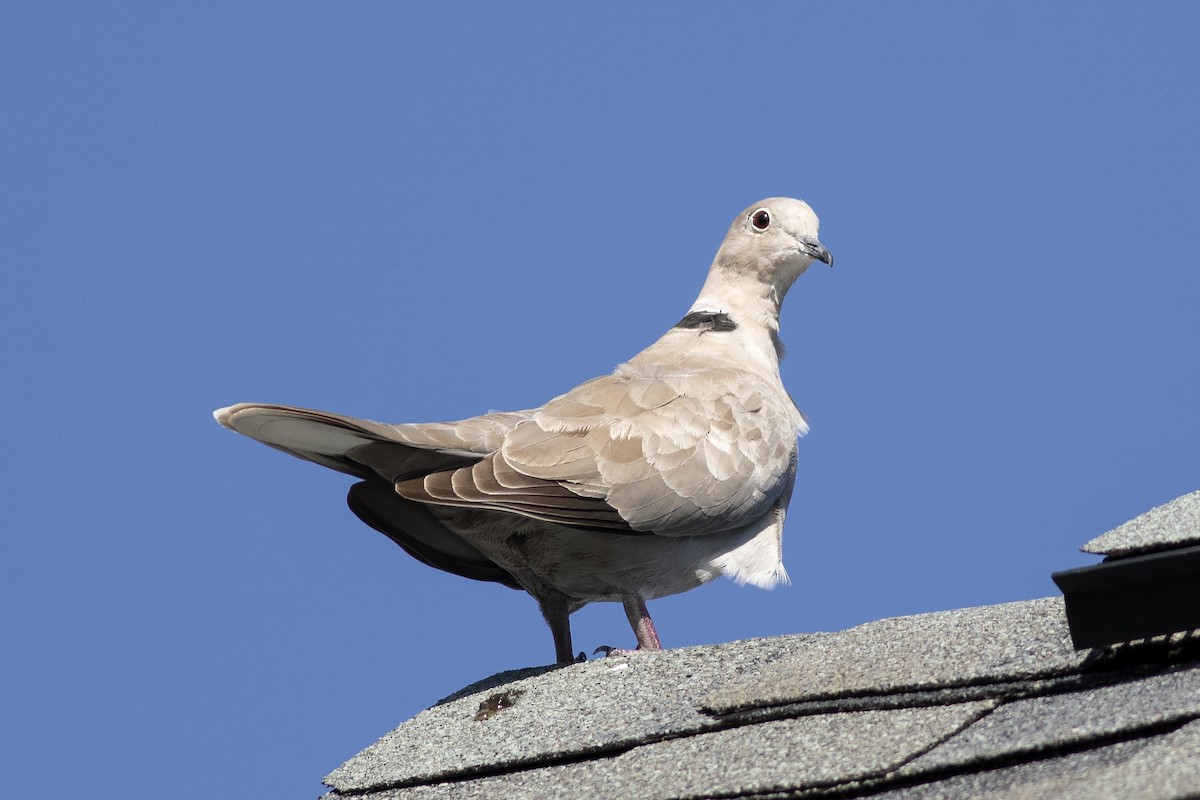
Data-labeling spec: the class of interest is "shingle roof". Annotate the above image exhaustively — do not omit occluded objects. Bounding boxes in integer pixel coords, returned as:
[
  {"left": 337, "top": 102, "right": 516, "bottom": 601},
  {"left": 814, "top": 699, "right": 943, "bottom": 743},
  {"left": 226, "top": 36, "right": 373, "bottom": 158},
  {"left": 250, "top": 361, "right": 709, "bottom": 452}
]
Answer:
[
  {"left": 319, "top": 492, "right": 1200, "bottom": 800},
  {"left": 1082, "top": 489, "right": 1200, "bottom": 557}
]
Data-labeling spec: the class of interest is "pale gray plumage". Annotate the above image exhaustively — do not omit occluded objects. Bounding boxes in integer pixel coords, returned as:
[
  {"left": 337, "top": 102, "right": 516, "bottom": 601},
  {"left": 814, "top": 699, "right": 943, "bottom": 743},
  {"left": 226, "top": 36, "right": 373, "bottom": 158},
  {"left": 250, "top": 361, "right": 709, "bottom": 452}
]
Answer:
[{"left": 215, "top": 197, "right": 832, "bottom": 664}]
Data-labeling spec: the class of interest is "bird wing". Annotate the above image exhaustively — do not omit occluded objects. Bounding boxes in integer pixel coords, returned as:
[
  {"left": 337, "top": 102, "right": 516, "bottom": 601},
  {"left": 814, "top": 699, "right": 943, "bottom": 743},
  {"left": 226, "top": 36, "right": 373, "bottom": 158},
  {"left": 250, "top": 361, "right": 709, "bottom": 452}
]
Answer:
[
  {"left": 214, "top": 403, "right": 531, "bottom": 482},
  {"left": 347, "top": 480, "right": 521, "bottom": 588},
  {"left": 396, "top": 369, "right": 805, "bottom": 536}
]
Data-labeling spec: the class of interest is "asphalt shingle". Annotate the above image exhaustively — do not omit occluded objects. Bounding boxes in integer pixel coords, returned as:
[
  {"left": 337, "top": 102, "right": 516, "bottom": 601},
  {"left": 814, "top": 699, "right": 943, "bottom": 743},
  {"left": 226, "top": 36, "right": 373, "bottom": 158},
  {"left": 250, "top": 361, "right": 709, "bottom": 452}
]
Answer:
[
  {"left": 333, "top": 702, "right": 993, "bottom": 800},
  {"left": 591, "top": 702, "right": 991, "bottom": 800},
  {"left": 899, "top": 664, "right": 1200, "bottom": 776},
  {"left": 874, "top": 718, "right": 1200, "bottom": 800},
  {"left": 702, "top": 598, "right": 1081, "bottom": 715},
  {"left": 1082, "top": 488, "right": 1200, "bottom": 557}
]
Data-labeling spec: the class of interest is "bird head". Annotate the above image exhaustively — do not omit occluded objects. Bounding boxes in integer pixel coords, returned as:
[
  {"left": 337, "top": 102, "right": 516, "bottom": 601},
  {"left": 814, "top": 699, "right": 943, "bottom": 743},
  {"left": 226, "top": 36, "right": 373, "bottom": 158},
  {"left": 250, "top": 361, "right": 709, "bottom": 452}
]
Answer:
[{"left": 709, "top": 197, "right": 833, "bottom": 306}]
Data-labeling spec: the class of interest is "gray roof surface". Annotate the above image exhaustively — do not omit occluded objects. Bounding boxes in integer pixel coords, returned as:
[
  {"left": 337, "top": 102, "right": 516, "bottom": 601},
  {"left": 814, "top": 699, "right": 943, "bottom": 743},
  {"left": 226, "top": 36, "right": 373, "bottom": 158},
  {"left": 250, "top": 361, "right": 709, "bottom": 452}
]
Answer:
[
  {"left": 318, "top": 490, "right": 1200, "bottom": 800},
  {"left": 320, "top": 596, "right": 1200, "bottom": 800},
  {"left": 1083, "top": 488, "right": 1200, "bottom": 557}
]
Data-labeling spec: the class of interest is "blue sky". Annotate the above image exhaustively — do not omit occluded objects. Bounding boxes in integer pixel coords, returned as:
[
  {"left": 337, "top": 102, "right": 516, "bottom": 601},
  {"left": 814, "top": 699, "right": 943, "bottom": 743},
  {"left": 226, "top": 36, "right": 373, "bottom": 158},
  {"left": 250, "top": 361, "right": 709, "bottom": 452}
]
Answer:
[{"left": 3, "top": 4, "right": 1198, "bottom": 798}]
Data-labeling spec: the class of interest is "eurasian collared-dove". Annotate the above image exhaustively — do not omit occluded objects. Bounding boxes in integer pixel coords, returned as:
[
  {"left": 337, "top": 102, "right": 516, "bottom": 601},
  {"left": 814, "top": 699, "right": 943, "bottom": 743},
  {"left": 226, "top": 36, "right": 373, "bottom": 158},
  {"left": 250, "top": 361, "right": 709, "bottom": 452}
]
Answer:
[{"left": 215, "top": 197, "right": 832, "bottom": 664}]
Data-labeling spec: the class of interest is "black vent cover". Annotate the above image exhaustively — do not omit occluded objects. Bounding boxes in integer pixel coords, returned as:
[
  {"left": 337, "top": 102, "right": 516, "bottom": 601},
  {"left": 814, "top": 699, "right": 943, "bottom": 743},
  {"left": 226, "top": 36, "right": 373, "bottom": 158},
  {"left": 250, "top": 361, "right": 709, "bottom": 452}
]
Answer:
[{"left": 1053, "top": 543, "right": 1200, "bottom": 649}]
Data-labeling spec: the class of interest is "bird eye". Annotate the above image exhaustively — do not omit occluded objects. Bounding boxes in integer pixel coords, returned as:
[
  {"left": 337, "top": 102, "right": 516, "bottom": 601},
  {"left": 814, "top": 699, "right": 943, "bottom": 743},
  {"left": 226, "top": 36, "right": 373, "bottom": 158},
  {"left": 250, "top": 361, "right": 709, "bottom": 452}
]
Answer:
[{"left": 750, "top": 209, "right": 771, "bottom": 230}]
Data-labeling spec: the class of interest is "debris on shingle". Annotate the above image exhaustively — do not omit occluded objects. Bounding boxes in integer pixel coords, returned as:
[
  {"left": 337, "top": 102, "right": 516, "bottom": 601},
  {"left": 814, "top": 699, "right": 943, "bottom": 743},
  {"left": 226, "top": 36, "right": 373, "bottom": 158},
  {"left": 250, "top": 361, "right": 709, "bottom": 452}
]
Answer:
[
  {"left": 1082, "top": 488, "right": 1200, "bottom": 557},
  {"left": 472, "top": 688, "right": 525, "bottom": 721}
]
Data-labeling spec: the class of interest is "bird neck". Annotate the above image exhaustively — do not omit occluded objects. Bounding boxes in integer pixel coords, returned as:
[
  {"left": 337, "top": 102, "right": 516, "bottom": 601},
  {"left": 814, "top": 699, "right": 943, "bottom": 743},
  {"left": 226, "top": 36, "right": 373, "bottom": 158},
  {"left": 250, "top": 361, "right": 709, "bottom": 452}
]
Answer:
[{"left": 689, "top": 254, "right": 796, "bottom": 338}]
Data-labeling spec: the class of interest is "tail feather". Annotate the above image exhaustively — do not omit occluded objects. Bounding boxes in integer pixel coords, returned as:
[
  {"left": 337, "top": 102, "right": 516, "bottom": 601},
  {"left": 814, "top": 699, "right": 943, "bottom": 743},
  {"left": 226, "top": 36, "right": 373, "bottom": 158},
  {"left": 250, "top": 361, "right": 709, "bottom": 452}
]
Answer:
[{"left": 214, "top": 403, "right": 528, "bottom": 482}]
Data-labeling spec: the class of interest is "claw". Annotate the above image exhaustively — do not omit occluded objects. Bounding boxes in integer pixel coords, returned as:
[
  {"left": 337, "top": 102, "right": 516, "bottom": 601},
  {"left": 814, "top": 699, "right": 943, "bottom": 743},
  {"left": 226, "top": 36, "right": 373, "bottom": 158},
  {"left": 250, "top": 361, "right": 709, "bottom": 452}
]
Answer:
[{"left": 594, "top": 645, "right": 639, "bottom": 657}]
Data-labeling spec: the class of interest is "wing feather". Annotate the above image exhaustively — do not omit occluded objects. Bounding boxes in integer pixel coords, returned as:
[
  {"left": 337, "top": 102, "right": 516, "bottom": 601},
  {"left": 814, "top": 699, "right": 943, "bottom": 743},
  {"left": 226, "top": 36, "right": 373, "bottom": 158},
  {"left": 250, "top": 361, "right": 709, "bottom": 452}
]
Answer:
[
  {"left": 451, "top": 369, "right": 806, "bottom": 536},
  {"left": 225, "top": 365, "right": 804, "bottom": 539}
]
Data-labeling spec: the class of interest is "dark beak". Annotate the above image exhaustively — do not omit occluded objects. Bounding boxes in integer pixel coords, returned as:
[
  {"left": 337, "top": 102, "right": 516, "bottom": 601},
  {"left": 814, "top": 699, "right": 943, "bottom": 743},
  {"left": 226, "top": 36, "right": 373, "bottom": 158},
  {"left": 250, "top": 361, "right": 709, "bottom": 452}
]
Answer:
[{"left": 800, "top": 236, "right": 834, "bottom": 267}]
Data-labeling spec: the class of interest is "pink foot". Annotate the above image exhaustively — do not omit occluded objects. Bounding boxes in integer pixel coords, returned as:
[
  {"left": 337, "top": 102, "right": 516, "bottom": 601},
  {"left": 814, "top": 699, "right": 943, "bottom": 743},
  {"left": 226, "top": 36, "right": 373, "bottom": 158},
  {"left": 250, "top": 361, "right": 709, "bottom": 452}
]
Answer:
[{"left": 592, "top": 597, "right": 665, "bottom": 657}]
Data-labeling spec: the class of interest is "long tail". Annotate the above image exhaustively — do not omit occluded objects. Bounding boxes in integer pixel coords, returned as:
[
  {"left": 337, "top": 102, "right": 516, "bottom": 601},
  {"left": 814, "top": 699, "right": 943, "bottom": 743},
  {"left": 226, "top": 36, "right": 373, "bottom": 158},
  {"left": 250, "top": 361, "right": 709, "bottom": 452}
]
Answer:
[
  {"left": 215, "top": 402, "right": 528, "bottom": 588},
  {"left": 214, "top": 402, "right": 530, "bottom": 482}
]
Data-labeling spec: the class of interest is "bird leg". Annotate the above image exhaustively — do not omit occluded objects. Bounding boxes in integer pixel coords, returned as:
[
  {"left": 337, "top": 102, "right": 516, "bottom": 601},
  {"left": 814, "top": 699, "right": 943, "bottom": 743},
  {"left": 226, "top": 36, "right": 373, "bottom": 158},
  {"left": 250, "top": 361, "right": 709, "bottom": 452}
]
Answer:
[
  {"left": 540, "top": 596, "right": 579, "bottom": 664},
  {"left": 594, "top": 595, "right": 664, "bottom": 657},
  {"left": 624, "top": 595, "right": 663, "bottom": 651}
]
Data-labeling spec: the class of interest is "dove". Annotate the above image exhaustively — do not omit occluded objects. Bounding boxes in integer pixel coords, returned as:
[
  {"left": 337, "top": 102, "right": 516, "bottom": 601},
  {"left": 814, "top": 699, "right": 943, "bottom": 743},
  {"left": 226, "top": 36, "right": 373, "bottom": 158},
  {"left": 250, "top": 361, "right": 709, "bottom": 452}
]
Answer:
[{"left": 215, "top": 197, "right": 832, "bottom": 664}]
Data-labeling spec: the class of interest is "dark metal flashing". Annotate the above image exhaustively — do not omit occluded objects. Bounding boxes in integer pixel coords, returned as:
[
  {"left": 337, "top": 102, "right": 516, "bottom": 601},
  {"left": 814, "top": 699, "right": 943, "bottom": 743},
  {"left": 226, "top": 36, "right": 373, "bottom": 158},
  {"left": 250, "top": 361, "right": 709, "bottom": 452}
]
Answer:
[{"left": 1052, "top": 544, "right": 1200, "bottom": 650}]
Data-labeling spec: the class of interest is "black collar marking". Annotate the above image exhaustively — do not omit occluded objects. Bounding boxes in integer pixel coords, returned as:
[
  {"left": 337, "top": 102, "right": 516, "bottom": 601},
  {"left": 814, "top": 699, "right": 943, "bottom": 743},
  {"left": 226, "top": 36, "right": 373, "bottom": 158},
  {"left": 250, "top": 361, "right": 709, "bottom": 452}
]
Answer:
[{"left": 674, "top": 311, "right": 737, "bottom": 332}]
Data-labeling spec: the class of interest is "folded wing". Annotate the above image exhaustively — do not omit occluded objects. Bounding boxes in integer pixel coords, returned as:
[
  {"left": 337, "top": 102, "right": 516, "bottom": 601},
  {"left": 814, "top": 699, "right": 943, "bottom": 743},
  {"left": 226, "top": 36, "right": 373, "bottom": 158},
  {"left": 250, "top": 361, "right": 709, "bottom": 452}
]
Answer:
[
  {"left": 347, "top": 480, "right": 521, "bottom": 588},
  {"left": 395, "top": 370, "right": 805, "bottom": 537}
]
